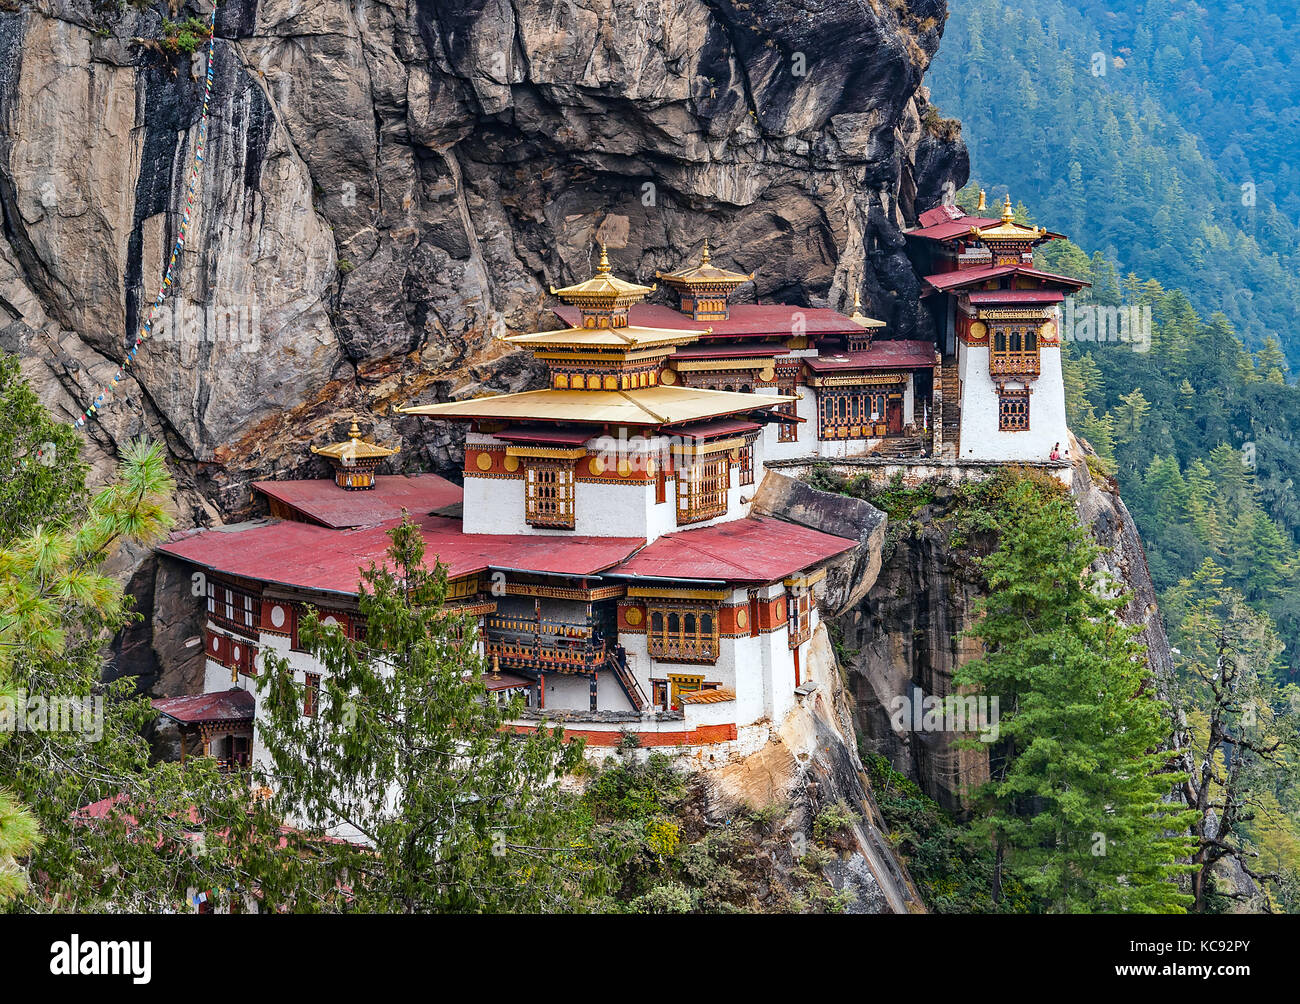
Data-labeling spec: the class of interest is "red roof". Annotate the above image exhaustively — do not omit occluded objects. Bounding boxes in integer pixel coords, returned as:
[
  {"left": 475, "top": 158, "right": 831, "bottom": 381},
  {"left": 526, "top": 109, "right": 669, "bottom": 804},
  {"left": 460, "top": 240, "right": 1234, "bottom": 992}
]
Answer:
[
  {"left": 493, "top": 426, "right": 593, "bottom": 447},
  {"left": 153, "top": 688, "right": 255, "bottom": 725},
  {"left": 967, "top": 289, "right": 1065, "bottom": 305},
  {"left": 553, "top": 303, "right": 865, "bottom": 339},
  {"left": 612, "top": 516, "right": 855, "bottom": 583},
  {"left": 803, "top": 339, "right": 937, "bottom": 373},
  {"left": 252, "top": 474, "right": 463, "bottom": 529},
  {"left": 922, "top": 265, "right": 1089, "bottom": 293},
  {"left": 917, "top": 204, "right": 966, "bottom": 228},
  {"left": 158, "top": 514, "right": 643, "bottom": 596},
  {"left": 907, "top": 212, "right": 999, "bottom": 241},
  {"left": 662, "top": 417, "right": 762, "bottom": 439},
  {"left": 670, "top": 342, "right": 789, "bottom": 360}
]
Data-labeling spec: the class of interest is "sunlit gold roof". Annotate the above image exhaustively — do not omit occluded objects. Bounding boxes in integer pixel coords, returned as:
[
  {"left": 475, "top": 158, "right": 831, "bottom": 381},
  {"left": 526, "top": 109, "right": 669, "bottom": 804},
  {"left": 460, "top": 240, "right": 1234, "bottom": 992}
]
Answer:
[
  {"left": 549, "top": 243, "right": 655, "bottom": 306},
  {"left": 310, "top": 421, "right": 398, "bottom": 461},
  {"left": 400, "top": 385, "right": 794, "bottom": 427},
  {"left": 968, "top": 195, "right": 1050, "bottom": 242},
  {"left": 504, "top": 324, "right": 708, "bottom": 352},
  {"left": 656, "top": 239, "right": 753, "bottom": 291},
  {"left": 848, "top": 290, "right": 886, "bottom": 329}
]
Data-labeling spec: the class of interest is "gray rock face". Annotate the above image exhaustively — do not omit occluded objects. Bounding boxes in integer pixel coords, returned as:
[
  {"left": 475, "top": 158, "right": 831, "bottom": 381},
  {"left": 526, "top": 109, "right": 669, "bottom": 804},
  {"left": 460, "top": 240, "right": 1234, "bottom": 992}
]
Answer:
[
  {"left": 750, "top": 470, "right": 886, "bottom": 613},
  {"left": 0, "top": 0, "right": 965, "bottom": 522}
]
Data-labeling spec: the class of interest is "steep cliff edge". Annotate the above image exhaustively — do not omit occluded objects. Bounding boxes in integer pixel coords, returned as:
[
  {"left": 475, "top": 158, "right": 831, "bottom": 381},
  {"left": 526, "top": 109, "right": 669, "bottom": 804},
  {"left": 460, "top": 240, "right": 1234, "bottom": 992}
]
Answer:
[
  {"left": 836, "top": 445, "right": 1187, "bottom": 813},
  {"left": 0, "top": 0, "right": 964, "bottom": 514}
]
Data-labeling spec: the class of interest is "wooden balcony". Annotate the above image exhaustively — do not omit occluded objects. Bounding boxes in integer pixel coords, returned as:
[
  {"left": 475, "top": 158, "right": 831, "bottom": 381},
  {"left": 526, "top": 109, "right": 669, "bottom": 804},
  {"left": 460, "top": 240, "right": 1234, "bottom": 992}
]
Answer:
[
  {"left": 989, "top": 351, "right": 1041, "bottom": 377},
  {"left": 484, "top": 615, "right": 608, "bottom": 674}
]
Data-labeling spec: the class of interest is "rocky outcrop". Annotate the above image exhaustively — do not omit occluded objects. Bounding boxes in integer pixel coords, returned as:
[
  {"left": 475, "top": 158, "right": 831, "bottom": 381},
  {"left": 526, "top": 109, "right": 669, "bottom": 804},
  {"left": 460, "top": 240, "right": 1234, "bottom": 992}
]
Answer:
[{"left": 749, "top": 470, "right": 886, "bottom": 613}]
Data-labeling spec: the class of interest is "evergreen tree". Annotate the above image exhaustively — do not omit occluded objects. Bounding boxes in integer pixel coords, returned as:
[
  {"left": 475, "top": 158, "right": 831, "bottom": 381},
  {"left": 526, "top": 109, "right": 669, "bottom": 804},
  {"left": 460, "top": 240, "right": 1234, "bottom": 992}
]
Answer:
[
  {"left": 956, "top": 475, "right": 1197, "bottom": 913},
  {"left": 1163, "top": 561, "right": 1299, "bottom": 911},
  {"left": 256, "top": 517, "right": 607, "bottom": 912}
]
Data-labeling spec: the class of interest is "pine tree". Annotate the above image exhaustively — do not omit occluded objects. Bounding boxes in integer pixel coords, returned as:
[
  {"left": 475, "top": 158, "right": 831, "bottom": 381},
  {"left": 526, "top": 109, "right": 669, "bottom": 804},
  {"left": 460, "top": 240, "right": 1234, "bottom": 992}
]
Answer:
[
  {"left": 956, "top": 475, "right": 1197, "bottom": 913},
  {"left": 255, "top": 517, "right": 608, "bottom": 912}
]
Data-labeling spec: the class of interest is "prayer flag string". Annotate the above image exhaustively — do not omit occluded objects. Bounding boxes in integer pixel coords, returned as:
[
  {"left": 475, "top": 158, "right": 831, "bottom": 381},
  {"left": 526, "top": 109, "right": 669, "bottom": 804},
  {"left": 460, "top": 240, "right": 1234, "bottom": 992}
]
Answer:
[{"left": 74, "top": 9, "right": 218, "bottom": 430}]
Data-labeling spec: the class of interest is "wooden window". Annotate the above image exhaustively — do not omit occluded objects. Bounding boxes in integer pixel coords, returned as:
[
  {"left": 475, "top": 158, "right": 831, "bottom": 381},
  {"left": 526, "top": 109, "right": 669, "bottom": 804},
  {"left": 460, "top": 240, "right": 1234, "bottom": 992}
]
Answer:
[
  {"left": 303, "top": 673, "right": 320, "bottom": 717},
  {"left": 777, "top": 375, "right": 799, "bottom": 442},
  {"left": 818, "top": 388, "right": 889, "bottom": 440},
  {"left": 788, "top": 591, "right": 813, "bottom": 650},
  {"left": 651, "top": 679, "right": 669, "bottom": 708},
  {"left": 676, "top": 455, "right": 729, "bottom": 525},
  {"left": 646, "top": 603, "right": 720, "bottom": 664},
  {"left": 998, "top": 388, "right": 1030, "bottom": 431},
  {"left": 206, "top": 579, "right": 259, "bottom": 633},
  {"left": 736, "top": 443, "right": 754, "bottom": 486},
  {"left": 525, "top": 462, "right": 575, "bottom": 528},
  {"left": 990, "top": 323, "right": 1041, "bottom": 377}
]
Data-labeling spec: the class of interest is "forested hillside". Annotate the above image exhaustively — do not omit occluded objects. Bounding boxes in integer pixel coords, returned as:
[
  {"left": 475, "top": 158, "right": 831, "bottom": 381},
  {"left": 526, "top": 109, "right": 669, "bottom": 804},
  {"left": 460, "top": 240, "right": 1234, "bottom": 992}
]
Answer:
[
  {"left": 928, "top": 0, "right": 1300, "bottom": 364},
  {"left": 985, "top": 203, "right": 1300, "bottom": 910}
]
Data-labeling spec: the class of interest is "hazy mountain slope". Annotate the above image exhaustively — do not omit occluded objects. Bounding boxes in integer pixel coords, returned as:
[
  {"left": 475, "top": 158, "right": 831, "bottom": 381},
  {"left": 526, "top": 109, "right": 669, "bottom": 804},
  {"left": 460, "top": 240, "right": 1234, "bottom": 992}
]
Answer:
[{"left": 926, "top": 0, "right": 1300, "bottom": 364}]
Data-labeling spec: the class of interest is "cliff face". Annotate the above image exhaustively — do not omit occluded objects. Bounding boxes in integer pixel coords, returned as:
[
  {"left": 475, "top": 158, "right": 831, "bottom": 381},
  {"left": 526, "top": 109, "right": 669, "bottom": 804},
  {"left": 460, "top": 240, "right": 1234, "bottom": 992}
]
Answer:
[
  {"left": 838, "top": 445, "right": 1184, "bottom": 813},
  {"left": 0, "top": 0, "right": 965, "bottom": 521}
]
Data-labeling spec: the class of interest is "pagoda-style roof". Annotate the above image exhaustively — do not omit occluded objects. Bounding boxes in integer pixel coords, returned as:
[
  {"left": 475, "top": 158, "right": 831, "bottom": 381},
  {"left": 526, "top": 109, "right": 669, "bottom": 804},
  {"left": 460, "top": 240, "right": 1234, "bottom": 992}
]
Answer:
[
  {"left": 310, "top": 422, "right": 398, "bottom": 462},
  {"left": 549, "top": 244, "right": 655, "bottom": 307},
  {"left": 158, "top": 512, "right": 644, "bottom": 596},
  {"left": 612, "top": 515, "right": 855, "bottom": 584},
  {"left": 967, "top": 195, "right": 1054, "bottom": 243},
  {"left": 504, "top": 324, "right": 705, "bottom": 352},
  {"left": 400, "top": 385, "right": 794, "bottom": 428},
  {"left": 921, "top": 264, "right": 1089, "bottom": 295},
  {"left": 655, "top": 240, "right": 753, "bottom": 292},
  {"left": 252, "top": 473, "right": 463, "bottom": 529}
]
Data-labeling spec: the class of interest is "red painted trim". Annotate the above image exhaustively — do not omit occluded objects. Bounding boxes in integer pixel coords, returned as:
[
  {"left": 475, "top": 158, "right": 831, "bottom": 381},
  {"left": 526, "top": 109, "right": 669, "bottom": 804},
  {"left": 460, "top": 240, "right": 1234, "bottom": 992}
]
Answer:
[{"left": 509, "top": 722, "right": 737, "bottom": 747}]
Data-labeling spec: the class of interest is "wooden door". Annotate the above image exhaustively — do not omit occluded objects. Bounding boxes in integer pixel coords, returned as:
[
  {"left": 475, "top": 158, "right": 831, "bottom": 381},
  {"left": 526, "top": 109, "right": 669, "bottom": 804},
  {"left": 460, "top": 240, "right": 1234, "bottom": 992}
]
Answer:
[{"left": 886, "top": 395, "right": 904, "bottom": 435}]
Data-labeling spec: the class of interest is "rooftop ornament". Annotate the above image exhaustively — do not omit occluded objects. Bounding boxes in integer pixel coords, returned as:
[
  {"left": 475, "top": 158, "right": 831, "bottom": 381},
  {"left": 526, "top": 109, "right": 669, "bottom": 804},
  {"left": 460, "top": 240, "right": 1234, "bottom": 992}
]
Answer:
[
  {"left": 656, "top": 238, "right": 754, "bottom": 321},
  {"left": 311, "top": 421, "right": 398, "bottom": 491}
]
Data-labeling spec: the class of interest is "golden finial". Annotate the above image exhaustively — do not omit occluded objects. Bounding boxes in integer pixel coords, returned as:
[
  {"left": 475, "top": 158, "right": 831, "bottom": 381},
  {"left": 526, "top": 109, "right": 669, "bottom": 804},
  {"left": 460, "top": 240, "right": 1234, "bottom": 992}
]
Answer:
[
  {"left": 1001, "top": 194, "right": 1015, "bottom": 224},
  {"left": 853, "top": 289, "right": 862, "bottom": 309},
  {"left": 701, "top": 238, "right": 711, "bottom": 265},
  {"left": 977, "top": 189, "right": 987, "bottom": 212},
  {"left": 348, "top": 421, "right": 361, "bottom": 439},
  {"left": 596, "top": 242, "right": 611, "bottom": 274},
  {"left": 491, "top": 653, "right": 501, "bottom": 680}
]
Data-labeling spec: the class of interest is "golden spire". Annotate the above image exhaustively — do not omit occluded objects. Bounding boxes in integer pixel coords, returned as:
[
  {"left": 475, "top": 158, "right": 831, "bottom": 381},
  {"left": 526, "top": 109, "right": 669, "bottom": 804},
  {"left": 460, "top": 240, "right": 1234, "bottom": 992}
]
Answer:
[
  {"left": 1001, "top": 194, "right": 1015, "bottom": 224},
  {"left": 700, "top": 238, "right": 711, "bottom": 265},
  {"left": 848, "top": 287, "right": 885, "bottom": 330},
  {"left": 977, "top": 189, "right": 987, "bottom": 212},
  {"left": 549, "top": 242, "right": 655, "bottom": 309}
]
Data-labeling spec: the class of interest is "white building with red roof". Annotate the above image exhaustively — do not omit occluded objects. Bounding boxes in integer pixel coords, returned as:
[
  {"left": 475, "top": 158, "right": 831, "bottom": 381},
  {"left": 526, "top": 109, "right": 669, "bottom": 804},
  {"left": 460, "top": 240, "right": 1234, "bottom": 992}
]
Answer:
[
  {"left": 906, "top": 194, "right": 1088, "bottom": 465},
  {"left": 153, "top": 212, "right": 1082, "bottom": 776}
]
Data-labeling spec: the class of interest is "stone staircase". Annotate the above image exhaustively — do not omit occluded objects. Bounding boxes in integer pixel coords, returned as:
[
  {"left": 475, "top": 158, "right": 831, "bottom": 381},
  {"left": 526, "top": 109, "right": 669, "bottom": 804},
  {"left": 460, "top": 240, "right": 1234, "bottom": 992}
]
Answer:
[{"left": 872, "top": 436, "right": 926, "bottom": 460}]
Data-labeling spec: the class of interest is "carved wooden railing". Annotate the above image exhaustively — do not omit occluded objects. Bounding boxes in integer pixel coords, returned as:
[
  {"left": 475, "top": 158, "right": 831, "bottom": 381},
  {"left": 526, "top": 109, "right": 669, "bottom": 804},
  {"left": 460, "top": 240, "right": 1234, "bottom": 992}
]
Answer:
[{"left": 989, "top": 352, "right": 1041, "bottom": 377}]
